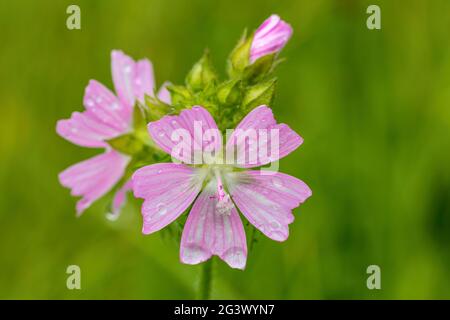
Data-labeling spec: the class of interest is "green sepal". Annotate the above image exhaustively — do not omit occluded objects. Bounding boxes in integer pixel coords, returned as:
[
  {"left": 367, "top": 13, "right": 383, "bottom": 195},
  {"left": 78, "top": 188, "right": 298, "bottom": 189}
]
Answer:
[
  {"left": 242, "top": 53, "right": 276, "bottom": 83},
  {"left": 242, "top": 78, "right": 277, "bottom": 111},
  {"left": 106, "top": 133, "right": 146, "bottom": 156},
  {"left": 167, "top": 85, "right": 193, "bottom": 106},
  {"left": 144, "top": 94, "right": 175, "bottom": 121},
  {"left": 227, "top": 30, "right": 254, "bottom": 78},
  {"left": 217, "top": 79, "right": 242, "bottom": 106},
  {"left": 186, "top": 50, "right": 218, "bottom": 92}
]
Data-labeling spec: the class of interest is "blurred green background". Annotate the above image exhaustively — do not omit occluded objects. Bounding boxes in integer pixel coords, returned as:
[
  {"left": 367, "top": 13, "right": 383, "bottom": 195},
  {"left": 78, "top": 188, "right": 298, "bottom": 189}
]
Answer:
[{"left": 1, "top": 0, "right": 449, "bottom": 299}]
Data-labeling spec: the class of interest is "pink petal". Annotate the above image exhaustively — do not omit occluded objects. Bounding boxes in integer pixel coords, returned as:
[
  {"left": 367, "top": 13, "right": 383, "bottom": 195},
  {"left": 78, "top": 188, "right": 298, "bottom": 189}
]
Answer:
[
  {"left": 180, "top": 181, "right": 247, "bottom": 269},
  {"left": 84, "top": 80, "right": 131, "bottom": 131},
  {"left": 148, "top": 106, "right": 222, "bottom": 164},
  {"left": 132, "top": 163, "right": 204, "bottom": 234},
  {"left": 250, "top": 15, "right": 293, "bottom": 63},
  {"left": 56, "top": 111, "right": 121, "bottom": 148},
  {"left": 226, "top": 105, "right": 303, "bottom": 168},
  {"left": 228, "top": 170, "right": 311, "bottom": 242},
  {"left": 111, "top": 50, "right": 155, "bottom": 108},
  {"left": 157, "top": 81, "right": 172, "bottom": 104},
  {"left": 59, "top": 150, "right": 130, "bottom": 215},
  {"left": 107, "top": 180, "right": 133, "bottom": 221}
]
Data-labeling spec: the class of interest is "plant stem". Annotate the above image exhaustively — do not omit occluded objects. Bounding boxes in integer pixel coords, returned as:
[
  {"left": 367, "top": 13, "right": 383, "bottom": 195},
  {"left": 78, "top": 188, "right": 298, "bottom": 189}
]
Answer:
[{"left": 198, "top": 259, "right": 213, "bottom": 300}]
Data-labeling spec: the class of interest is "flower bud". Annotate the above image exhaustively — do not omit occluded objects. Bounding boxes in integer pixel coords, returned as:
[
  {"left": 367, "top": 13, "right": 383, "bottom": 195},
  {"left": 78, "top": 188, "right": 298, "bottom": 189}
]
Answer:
[
  {"left": 217, "top": 79, "right": 242, "bottom": 106},
  {"left": 186, "top": 50, "right": 217, "bottom": 92},
  {"left": 242, "top": 78, "right": 277, "bottom": 111},
  {"left": 250, "top": 15, "right": 292, "bottom": 63}
]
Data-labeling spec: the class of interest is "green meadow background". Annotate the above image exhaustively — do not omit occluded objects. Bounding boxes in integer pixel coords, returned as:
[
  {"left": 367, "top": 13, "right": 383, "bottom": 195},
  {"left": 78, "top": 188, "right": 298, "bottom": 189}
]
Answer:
[{"left": 0, "top": 0, "right": 449, "bottom": 299}]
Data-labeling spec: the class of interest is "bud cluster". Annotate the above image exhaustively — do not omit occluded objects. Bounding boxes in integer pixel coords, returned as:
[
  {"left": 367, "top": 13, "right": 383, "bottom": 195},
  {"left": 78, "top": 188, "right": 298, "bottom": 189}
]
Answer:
[{"left": 138, "top": 14, "right": 292, "bottom": 133}]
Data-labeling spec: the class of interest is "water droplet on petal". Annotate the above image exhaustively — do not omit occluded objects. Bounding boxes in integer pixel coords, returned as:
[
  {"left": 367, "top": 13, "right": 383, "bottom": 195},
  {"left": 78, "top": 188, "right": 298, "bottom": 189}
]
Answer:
[
  {"left": 272, "top": 177, "right": 284, "bottom": 189},
  {"left": 270, "top": 220, "right": 281, "bottom": 229},
  {"left": 86, "top": 99, "right": 94, "bottom": 107},
  {"left": 157, "top": 169, "right": 163, "bottom": 174},
  {"left": 156, "top": 203, "right": 167, "bottom": 216},
  {"left": 124, "top": 65, "right": 132, "bottom": 73},
  {"left": 135, "top": 78, "right": 142, "bottom": 86},
  {"left": 158, "top": 131, "right": 165, "bottom": 137},
  {"left": 96, "top": 97, "right": 102, "bottom": 104}
]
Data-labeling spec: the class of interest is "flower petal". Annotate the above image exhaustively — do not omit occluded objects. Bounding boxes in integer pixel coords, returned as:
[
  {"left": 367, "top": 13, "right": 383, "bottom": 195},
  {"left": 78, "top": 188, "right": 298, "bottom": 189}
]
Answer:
[
  {"left": 157, "top": 81, "right": 172, "bottom": 104},
  {"left": 226, "top": 105, "right": 303, "bottom": 168},
  {"left": 56, "top": 111, "right": 121, "bottom": 148},
  {"left": 58, "top": 150, "right": 130, "bottom": 215},
  {"left": 227, "top": 170, "right": 311, "bottom": 242},
  {"left": 132, "top": 163, "right": 204, "bottom": 234},
  {"left": 251, "top": 15, "right": 293, "bottom": 63},
  {"left": 111, "top": 50, "right": 155, "bottom": 108},
  {"left": 107, "top": 180, "right": 133, "bottom": 221},
  {"left": 148, "top": 106, "right": 222, "bottom": 164},
  {"left": 180, "top": 180, "right": 247, "bottom": 269},
  {"left": 83, "top": 80, "right": 131, "bottom": 131}
]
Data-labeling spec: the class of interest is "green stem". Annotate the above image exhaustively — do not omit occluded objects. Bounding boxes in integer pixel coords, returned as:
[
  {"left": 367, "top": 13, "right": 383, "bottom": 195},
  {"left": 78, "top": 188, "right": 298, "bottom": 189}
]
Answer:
[{"left": 198, "top": 259, "right": 213, "bottom": 300}]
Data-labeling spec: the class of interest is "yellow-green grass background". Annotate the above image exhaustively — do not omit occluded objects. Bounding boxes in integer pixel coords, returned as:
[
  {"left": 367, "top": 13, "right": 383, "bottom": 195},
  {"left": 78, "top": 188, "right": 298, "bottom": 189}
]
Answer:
[{"left": 0, "top": 0, "right": 449, "bottom": 299}]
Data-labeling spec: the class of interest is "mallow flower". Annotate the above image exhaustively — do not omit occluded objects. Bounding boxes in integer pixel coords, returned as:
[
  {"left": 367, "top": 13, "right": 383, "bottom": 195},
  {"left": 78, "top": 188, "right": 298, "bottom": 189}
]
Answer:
[
  {"left": 250, "top": 14, "right": 293, "bottom": 63},
  {"left": 132, "top": 105, "right": 311, "bottom": 269},
  {"left": 57, "top": 50, "right": 170, "bottom": 216}
]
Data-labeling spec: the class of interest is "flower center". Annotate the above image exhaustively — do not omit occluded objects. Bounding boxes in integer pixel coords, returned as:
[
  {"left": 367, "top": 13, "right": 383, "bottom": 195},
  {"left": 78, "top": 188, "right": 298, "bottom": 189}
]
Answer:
[{"left": 214, "top": 169, "right": 234, "bottom": 216}]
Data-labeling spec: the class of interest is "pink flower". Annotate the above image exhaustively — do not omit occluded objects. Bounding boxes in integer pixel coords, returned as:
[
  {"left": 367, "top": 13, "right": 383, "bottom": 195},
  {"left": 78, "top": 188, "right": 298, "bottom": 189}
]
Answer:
[
  {"left": 250, "top": 15, "right": 293, "bottom": 63},
  {"left": 132, "top": 106, "right": 311, "bottom": 269},
  {"left": 57, "top": 50, "right": 170, "bottom": 216}
]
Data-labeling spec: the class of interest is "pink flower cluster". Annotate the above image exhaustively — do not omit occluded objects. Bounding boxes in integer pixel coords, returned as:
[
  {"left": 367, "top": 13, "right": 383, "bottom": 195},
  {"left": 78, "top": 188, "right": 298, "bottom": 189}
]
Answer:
[{"left": 57, "top": 15, "right": 310, "bottom": 270}]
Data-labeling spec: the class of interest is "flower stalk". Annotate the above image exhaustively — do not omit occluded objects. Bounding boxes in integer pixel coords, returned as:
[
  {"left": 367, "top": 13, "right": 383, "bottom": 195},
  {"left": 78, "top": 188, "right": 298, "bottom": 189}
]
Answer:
[{"left": 198, "top": 258, "right": 213, "bottom": 300}]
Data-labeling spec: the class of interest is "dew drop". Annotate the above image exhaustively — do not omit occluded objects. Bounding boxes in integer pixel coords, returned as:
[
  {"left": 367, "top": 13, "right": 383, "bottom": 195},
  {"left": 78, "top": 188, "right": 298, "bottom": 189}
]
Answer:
[
  {"left": 158, "top": 131, "right": 165, "bottom": 137},
  {"left": 156, "top": 203, "right": 167, "bottom": 216},
  {"left": 86, "top": 99, "right": 94, "bottom": 107},
  {"left": 124, "top": 65, "right": 132, "bottom": 73},
  {"left": 95, "top": 97, "right": 102, "bottom": 104},
  {"left": 157, "top": 169, "right": 163, "bottom": 174},
  {"left": 272, "top": 177, "right": 284, "bottom": 189},
  {"left": 270, "top": 220, "right": 281, "bottom": 229}
]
